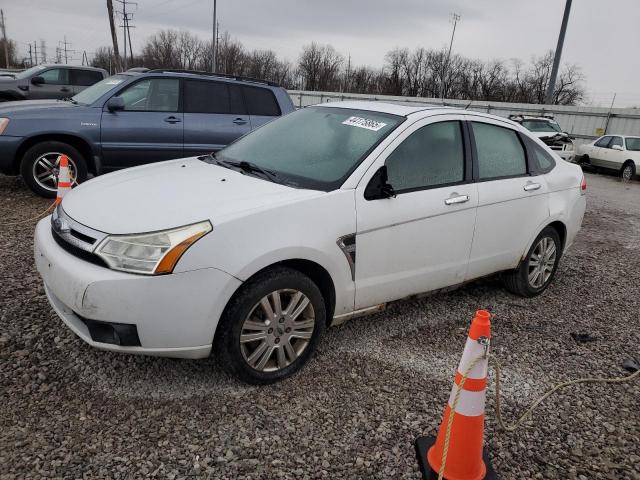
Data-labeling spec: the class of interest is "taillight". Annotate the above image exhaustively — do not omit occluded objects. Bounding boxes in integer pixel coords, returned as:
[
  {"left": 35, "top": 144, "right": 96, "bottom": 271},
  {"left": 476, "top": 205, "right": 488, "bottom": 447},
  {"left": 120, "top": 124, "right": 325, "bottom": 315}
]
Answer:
[{"left": 580, "top": 175, "right": 587, "bottom": 195}]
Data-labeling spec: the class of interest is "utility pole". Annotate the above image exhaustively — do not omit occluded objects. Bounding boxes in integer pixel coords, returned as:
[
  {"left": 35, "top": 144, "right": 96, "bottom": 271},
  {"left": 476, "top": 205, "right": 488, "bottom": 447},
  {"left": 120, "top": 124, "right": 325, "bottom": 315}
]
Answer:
[
  {"left": 0, "top": 10, "right": 9, "bottom": 68},
  {"left": 115, "top": 0, "right": 136, "bottom": 70},
  {"left": 59, "top": 36, "right": 72, "bottom": 64},
  {"left": 33, "top": 40, "right": 38, "bottom": 64},
  {"left": 545, "top": 0, "right": 573, "bottom": 105},
  {"left": 441, "top": 12, "right": 460, "bottom": 100},
  {"left": 106, "top": 0, "right": 122, "bottom": 72},
  {"left": 28, "top": 43, "right": 33, "bottom": 67},
  {"left": 211, "top": 0, "right": 217, "bottom": 72}
]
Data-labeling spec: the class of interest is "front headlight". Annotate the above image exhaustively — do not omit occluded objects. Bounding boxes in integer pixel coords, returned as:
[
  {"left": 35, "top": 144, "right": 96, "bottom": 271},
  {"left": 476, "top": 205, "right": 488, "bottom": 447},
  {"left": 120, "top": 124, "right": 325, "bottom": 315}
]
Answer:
[
  {"left": 0, "top": 118, "right": 10, "bottom": 135},
  {"left": 94, "top": 221, "right": 212, "bottom": 275}
]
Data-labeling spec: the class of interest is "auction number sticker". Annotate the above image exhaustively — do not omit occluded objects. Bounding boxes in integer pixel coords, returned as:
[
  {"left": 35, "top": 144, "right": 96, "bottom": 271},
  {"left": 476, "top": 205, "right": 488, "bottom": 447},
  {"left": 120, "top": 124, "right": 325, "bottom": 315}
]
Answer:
[{"left": 342, "top": 116, "right": 387, "bottom": 131}]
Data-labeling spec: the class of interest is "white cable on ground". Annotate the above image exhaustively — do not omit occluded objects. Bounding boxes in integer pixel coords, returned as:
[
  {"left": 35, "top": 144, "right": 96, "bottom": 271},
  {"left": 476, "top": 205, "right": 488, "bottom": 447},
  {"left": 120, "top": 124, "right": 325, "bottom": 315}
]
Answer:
[
  {"left": 4, "top": 202, "right": 55, "bottom": 226},
  {"left": 437, "top": 354, "right": 640, "bottom": 480}
]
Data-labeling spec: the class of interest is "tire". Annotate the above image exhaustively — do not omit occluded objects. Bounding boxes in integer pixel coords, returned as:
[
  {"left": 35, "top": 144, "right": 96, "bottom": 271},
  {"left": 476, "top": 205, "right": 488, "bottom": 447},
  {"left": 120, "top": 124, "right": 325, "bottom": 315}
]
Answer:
[
  {"left": 578, "top": 154, "right": 590, "bottom": 166},
  {"left": 620, "top": 161, "right": 635, "bottom": 181},
  {"left": 503, "top": 226, "right": 562, "bottom": 298},
  {"left": 214, "top": 266, "right": 326, "bottom": 384},
  {"left": 20, "top": 141, "right": 88, "bottom": 198}
]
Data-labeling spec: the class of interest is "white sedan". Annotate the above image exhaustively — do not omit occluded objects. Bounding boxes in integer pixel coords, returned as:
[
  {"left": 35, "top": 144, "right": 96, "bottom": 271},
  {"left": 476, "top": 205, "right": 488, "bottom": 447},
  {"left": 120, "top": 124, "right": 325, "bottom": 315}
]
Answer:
[
  {"left": 34, "top": 101, "right": 586, "bottom": 384},
  {"left": 577, "top": 135, "right": 640, "bottom": 180}
]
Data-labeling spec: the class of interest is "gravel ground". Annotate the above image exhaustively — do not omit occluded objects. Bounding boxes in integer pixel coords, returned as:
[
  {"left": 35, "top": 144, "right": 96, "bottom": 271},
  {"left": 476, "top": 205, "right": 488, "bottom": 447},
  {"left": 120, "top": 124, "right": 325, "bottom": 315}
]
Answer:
[{"left": 1, "top": 172, "right": 639, "bottom": 480}]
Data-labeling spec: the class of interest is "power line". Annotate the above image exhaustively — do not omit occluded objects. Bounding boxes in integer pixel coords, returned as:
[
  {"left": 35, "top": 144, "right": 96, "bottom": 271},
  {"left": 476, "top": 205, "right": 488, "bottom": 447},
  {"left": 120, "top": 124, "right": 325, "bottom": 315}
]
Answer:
[{"left": 115, "top": 0, "right": 137, "bottom": 69}]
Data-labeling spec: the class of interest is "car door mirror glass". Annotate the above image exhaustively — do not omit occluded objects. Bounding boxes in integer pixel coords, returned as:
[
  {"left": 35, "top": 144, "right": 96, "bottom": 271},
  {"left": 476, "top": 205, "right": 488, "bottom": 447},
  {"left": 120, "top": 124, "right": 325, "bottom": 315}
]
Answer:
[
  {"left": 107, "top": 96, "right": 125, "bottom": 112},
  {"left": 31, "top": 76, "right": 44, "bottom": 85},
  {"left": 364, "top": 166, "right": 396, "bottom": 200}
]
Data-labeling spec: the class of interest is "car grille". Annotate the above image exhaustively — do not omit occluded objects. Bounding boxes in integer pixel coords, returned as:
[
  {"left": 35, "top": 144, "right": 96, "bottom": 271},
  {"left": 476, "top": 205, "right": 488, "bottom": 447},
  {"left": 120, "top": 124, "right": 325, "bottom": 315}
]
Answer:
[{"left": 51, "top": 206, "right": 109, "bottom": 268}]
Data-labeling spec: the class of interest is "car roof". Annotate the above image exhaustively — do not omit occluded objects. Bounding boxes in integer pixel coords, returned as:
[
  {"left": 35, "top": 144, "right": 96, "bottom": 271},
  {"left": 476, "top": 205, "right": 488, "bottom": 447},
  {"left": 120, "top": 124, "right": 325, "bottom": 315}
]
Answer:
[
  {"left": 317, "top": 100, "right": 453, "bottom": 116},
  {"left": 38, "top": 64, "right": 105, "bottom": 72}
]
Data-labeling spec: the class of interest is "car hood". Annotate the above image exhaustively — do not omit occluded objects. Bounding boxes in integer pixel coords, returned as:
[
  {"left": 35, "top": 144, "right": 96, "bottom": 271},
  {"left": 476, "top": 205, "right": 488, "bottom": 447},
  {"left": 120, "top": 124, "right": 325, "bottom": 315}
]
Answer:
[
  {"left": 61, "top": 157, "right": 322, "bottom": 234},
  {"left": 0, "top": 99, "right": 79, "bottom": 115}
]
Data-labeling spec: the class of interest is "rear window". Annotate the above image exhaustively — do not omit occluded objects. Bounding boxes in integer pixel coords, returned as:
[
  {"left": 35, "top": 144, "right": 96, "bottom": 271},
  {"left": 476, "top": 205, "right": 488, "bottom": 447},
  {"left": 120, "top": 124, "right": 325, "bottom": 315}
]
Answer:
[
  {"left": 243, "top": 86, "right": 281, "bottom": 117},
  {"left": 184, "top": 80, "right": 246, "bottom": 115},
  {"left": 71, "top": 69, "right": 104, "bottom": 86}
]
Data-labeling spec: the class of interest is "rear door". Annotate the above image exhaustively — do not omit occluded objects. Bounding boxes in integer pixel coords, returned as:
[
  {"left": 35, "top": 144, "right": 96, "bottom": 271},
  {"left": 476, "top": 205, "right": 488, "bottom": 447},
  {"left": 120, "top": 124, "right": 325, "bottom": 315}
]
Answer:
[
  {"left": 466, "top": 119, "right": 550, "bottom": 280},
  {"left": 29, "top": 67, "right": 73, "bottom": 99},
  {"left": 243, "top": 85, "right": 282, "bottom": 129},
  {"left": 100, "top": 77, "right": 183, "bottom": 169},
  {"left": 182, "top": 80, "right": 250, "bottom": 156},
  {"left": 70, "top": 69, "right": 105, "bottom": 95}
]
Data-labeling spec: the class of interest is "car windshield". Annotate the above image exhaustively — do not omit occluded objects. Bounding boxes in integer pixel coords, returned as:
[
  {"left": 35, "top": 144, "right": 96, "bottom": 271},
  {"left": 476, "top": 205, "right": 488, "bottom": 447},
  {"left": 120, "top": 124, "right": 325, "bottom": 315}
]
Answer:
[
  {"left": 217, "top": 106, "right": 404, "bottom": 191},
  {"left": 521, "top": 119, "right": 563, "bottom": 133},
  {"left": 71, "top": 74, "right": 128, "bottom": 105},
  {"left": 625, "top": 137, "right": 640, "bottom": 151},
  {"left": 14, "top": 65, "right": 47, "bottom": 80}
]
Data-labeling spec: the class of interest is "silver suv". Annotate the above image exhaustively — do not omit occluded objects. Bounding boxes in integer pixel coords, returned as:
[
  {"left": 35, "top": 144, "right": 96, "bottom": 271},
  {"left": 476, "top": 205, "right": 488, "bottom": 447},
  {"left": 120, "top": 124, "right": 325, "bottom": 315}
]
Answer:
[{"left": 0, "top": 65, "right": 107, "bottom": 101}]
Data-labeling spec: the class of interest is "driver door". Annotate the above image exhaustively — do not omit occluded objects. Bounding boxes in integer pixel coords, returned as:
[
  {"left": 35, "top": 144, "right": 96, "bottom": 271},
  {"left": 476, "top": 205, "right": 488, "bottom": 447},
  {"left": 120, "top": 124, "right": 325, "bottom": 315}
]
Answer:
[
  {"left": 29, "top": 67, "right": 73, "bottom": 99},
  {"left": 354, "top": 116, "right": 478, "bottom": 309}
]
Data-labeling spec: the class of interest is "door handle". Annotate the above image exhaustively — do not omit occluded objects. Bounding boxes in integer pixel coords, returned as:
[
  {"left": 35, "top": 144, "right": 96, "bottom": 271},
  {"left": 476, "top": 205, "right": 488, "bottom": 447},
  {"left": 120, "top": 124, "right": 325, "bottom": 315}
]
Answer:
[
  {"left": 164, "top": 116, "right": 182, "bottom": 124},
  {"left": 523, "top": 182, "right": 542, "bottom": 191},
  {"left": 444, "top": 194, "right": 470, "bottom": 205},
  {"left": 233, "top": 118, "right": 248, "bottom": 125}
]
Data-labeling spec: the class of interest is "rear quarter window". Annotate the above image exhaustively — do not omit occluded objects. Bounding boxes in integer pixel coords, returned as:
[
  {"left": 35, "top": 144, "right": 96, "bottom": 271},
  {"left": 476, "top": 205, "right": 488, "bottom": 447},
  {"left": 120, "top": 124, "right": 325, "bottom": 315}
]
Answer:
[
  {"left": 524, "top": 137, "right": 556, "bottom": 174},
  {"left": 243, "top": 86, "right": 281, "bottom": 117}
]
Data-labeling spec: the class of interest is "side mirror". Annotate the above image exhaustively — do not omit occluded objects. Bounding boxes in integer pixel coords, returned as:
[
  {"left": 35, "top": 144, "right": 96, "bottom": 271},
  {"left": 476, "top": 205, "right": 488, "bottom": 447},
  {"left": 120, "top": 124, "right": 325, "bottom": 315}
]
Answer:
[
  {"left": 107, "top": 96, "right": 125, "bottom": 112},
  {"left": 31, "top": 76, "right": 44, "bottom": 85},
  {"left": 611, "top": 144, "right": 623, "bottom": 151},
  {"left": 364, "top": 165, "right": 396, "bottom": 200}
]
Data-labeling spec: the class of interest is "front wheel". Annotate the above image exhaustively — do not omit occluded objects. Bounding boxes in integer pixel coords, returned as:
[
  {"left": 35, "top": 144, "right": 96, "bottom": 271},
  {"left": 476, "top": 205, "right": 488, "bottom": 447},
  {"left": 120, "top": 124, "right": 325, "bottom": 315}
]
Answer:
[
  {"left": 503, "top": 227, "right": 562, "bottom": 297},
  {"left": 20, "top": 141, "right": 88, "bottom": 198},
  {"left": 621, "top": 162, "right": 635, "bottom": 182},
  {"left": 214, "top": 267, "right": 326, "bottom": 384}
]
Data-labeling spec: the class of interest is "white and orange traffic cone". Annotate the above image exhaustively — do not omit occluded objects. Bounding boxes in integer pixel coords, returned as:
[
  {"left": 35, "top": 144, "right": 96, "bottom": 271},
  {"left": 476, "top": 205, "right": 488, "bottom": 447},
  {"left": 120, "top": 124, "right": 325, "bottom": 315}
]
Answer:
[
  {"left": 55, "top": 155, "right": 72, "bottom": 205},
  {"left": 415, "top": 310, "right": 496, "bottom": 480}
]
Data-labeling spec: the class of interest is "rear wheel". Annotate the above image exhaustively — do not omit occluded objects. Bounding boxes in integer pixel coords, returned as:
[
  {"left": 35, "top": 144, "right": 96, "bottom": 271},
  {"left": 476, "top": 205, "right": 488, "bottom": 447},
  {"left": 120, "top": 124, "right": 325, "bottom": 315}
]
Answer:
[
  {"left": 20, "top": 141, "right": 88, "bottom": 198},
  {"left": 214, "top": 267, "right": 326, "bottom": 384},
  {"left": 621, "top": 161, "right": 635, "bottom": 181},
  {"left": 503, "top": 227, "right": 562, "bottom": 297}
]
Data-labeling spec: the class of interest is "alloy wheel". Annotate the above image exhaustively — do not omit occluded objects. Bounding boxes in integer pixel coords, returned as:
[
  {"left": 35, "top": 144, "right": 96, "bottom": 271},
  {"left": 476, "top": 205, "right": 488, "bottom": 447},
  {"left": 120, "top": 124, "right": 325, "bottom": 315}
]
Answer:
[
  {"left": 528, "top": 237, "right": 557, "bottom": 289},
  {"left": 32, "top": 152, "right": 77, "bottom": 192},
  {"left": 240, "top": 289, "right": 315, "bottom": 372},
  {"left": 622, "top": 165, "right": 633, "bottom": 181}
]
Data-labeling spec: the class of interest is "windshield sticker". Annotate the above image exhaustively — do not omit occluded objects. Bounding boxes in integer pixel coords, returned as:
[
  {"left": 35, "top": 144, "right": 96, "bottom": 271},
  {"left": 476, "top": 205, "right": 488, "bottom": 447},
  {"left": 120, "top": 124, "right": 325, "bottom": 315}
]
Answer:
[
  {"left": 342, "top": 116, "right": 387, "bottom": 132},
  {"left": 105, "top": 80, "right": 124, "bottom": 85}
]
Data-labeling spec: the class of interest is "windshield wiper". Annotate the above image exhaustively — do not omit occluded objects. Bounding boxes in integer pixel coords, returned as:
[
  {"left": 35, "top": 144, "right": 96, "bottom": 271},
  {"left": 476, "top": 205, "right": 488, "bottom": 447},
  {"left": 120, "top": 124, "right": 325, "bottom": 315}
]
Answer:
[{"left": 214, "top": 156, "right": 279, "bottom": 183}]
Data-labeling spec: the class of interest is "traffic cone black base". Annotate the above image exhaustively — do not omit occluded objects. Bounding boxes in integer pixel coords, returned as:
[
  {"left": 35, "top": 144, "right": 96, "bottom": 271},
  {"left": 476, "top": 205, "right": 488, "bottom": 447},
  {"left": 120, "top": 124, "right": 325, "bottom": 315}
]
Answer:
[{"left": 414, "top": 436, "right": 497, "bottom": 480}]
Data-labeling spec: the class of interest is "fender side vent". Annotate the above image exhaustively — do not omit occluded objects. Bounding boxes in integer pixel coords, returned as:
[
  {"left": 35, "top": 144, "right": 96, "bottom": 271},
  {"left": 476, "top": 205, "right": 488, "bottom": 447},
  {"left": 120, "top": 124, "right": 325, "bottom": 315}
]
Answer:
[{"left": 337, "top": 234, "right": 356, "bottom": 281}]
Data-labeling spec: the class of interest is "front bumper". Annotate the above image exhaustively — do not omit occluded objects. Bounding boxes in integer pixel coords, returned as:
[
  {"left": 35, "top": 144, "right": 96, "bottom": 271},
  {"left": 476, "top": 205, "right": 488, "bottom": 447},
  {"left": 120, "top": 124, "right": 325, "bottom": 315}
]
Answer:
[
  {"left": 0, "top": 135, "right": 22, "bottom": 174},
  {"left": 34, "top": 217, "right": 242, "bottom": 359}
]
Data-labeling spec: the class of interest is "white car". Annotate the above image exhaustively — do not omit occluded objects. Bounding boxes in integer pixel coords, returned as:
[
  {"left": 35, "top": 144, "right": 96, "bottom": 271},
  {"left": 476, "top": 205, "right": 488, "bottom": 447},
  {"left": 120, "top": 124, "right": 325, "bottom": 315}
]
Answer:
[
  {"left": 34, "top": 102, "right": 586, "bottom": 384},
  {"left": 577, "top": 135, "right": 640, "bottom": 180},
  {"left": 509, "top": 115, "right": 575, "bottom": 161}
]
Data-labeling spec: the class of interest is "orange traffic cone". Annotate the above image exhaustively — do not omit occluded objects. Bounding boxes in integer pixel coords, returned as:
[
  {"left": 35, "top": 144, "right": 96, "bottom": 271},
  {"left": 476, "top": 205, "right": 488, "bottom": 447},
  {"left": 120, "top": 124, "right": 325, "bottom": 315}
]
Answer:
[
  {"left": 415, "top": 310, "right": 496, "bottom": 480},
  {"left": 55, "top": 155, "right": 72, "bottom": 205}
]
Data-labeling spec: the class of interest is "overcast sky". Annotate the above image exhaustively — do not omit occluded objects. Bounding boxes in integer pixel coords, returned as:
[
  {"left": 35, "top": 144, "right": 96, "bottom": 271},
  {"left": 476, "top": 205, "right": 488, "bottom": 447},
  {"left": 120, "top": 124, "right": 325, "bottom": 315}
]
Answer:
[{"left": 4, "top": 0, "right": 640, "bottom": 106}]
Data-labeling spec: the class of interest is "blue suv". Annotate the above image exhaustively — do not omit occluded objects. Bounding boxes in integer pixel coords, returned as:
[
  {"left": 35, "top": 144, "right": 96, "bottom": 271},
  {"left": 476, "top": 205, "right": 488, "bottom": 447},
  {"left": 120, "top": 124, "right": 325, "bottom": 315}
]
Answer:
[{"left": 0, "top": 69, "right": 295, "bottom": 197}]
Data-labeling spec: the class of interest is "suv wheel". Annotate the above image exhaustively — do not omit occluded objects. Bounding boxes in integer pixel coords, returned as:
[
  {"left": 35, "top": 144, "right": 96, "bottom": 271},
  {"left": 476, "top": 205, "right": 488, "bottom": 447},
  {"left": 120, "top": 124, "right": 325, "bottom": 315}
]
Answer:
[
  {"left": 20, "top": 141, "right": 88, "bottom": 198},
  {"left": 503, "top": 227, "right": 562, "bottom": 297},
  {"left": 215, "top": 267, "right": 326, "bottom": 384},
  {"left": 621, "top": 162, "right": 635, "bottom": 181}
]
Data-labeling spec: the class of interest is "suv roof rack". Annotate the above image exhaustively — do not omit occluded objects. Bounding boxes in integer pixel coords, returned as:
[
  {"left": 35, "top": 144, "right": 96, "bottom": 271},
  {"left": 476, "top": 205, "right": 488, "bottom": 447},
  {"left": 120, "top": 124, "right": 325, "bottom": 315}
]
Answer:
[{"left": 147, "top": 69, "right": 280, "bottom": 87}]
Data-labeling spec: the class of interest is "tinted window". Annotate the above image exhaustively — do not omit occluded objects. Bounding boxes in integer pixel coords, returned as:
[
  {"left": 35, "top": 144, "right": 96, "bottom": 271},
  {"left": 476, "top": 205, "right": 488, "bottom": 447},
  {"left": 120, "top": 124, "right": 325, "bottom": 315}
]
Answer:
[
  {"left": 39, "top": 68, "right": 69, "bottom": 85},
  {"left": 472, "top": 122, "right": 527, "bottom": 179},
  {"left": 595, "top": 136, "right": 612, "bottom": 148},
  {"left": 243, "top": 86, "right": 280, "bottom": 116},
  {"left": 385, "top": 121, "right": 464, "bottom": 192},
  {"left": 521, "top": 119, "right": 562, "bottom": 133},
  {"left": 609, "top": 136, "right": 623, "bottom": 149},
  {"left": 218, "top": 106, "right": 403, "bottom": 191},
  {"left": 525, "top": 138, "right": 556, "bottom": 174},
  {"left": 120, "top": 79, "right": 179, "bottom": 112},
  {"left": 71, "top": 69, "right": 103, "bottom": 86},
  {"left": 184, "top": 80, "right": 246, "bottom": 114}
]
